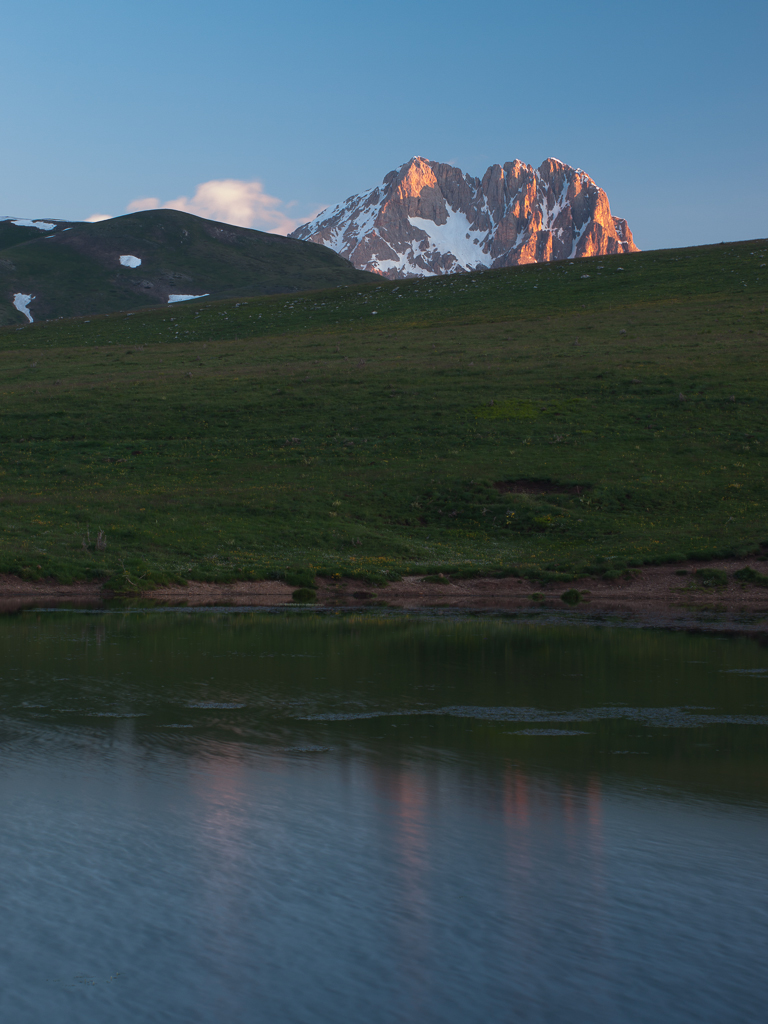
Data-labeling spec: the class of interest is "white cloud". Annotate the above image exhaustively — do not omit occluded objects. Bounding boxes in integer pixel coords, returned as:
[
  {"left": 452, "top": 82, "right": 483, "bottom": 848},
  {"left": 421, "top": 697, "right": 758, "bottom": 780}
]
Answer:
[
  {"left": 125, "top": 198, "right": 160, "bottom": 214},
  {"left": 83, "top": 179, "right": 324, "bottom": 235},
  {"left": 125, "top": 179, "right": 303, "bottom": 235}
]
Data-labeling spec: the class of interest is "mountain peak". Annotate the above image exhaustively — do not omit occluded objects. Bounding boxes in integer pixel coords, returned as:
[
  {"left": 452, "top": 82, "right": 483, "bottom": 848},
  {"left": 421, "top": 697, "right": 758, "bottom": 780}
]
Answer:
[{"left": 290, "top": 156, "right": 638, "bottom": 278}]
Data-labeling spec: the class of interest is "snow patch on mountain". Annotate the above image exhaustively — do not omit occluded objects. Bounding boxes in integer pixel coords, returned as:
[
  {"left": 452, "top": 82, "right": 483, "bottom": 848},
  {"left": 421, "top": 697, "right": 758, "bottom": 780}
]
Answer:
[
  {"left": 409, "top": 209, "right": 491, "bottom": 271},
  {"left": 119, "top": 255, "right": 142, "bottom": 268},
  {"left": 13, "top": 293, "right": 34, "bottom": 322}
]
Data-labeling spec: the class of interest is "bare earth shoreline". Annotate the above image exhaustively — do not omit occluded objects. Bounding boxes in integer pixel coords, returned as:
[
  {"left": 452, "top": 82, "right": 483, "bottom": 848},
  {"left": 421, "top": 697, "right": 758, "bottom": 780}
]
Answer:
[{"left": 2, "top": 557, "right": 768, "bottom": 636}]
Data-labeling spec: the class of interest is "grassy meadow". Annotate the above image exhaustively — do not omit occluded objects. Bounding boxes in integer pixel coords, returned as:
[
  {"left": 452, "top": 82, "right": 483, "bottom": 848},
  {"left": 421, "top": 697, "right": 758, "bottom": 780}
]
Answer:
[{"left": 0, "top": 237, "right": 766, "bottom": 589}]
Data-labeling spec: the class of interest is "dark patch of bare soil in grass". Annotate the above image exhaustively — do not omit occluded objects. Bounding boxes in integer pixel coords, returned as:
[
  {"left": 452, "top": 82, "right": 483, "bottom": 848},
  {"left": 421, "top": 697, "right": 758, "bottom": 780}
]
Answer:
[{"left": 494, "top": 479, "right": 591, "bottom": 495}]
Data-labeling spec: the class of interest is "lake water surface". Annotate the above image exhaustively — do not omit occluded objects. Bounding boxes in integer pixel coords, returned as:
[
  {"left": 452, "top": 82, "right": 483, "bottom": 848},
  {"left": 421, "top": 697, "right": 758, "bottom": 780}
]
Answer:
[{"left": 1, "top": 611, "right": 767, "bottom": 1023}]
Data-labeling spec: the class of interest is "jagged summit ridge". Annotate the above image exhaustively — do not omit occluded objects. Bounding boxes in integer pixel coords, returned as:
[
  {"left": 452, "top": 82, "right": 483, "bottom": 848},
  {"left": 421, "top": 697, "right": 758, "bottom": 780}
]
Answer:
[{"left": 290, "top": 156, "right": 638, "bottom": 278}]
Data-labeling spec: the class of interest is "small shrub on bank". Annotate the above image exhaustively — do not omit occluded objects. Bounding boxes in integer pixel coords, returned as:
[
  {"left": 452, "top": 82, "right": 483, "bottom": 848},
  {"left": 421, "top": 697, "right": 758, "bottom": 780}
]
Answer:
[
  {"left": 734, "top": 566, "right": 768, "bottom": 587},
  {"left": 695, "top": 568, "right": 729, "bottom": 588}
]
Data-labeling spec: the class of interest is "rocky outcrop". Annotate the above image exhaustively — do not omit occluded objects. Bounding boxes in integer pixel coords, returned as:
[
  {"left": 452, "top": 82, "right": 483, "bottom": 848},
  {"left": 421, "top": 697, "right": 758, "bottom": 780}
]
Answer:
[{"left": 290, "top": 156, "right": 638, "bottom": 278}]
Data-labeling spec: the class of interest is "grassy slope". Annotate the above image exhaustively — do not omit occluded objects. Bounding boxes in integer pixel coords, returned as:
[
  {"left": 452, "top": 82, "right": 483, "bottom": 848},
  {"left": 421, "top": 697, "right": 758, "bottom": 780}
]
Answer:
[
  {"left": 0, "top": 238, "right": 766, "bottom": 587},
  {"left": 0, "top": 210, "right": 376, "bottom": 326}
]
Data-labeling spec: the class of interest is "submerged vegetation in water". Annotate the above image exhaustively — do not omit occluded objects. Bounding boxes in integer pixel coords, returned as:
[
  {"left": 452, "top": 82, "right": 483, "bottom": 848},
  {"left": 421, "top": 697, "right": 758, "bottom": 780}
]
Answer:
[{"left": 0, "top": 238, "right": 766, "bottom": 586}]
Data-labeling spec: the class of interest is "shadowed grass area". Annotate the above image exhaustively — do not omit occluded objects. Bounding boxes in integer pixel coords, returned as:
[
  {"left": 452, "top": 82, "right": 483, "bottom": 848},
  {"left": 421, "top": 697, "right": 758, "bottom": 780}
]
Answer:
[{"left": 0, "top": 238, "right": 766, "bottom": 587}]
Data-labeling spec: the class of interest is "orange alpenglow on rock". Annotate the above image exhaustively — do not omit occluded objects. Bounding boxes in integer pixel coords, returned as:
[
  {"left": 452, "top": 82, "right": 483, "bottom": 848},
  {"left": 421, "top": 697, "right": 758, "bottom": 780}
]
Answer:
[{"left": 290, "top": 156, "right": 638, "bottom": 279}]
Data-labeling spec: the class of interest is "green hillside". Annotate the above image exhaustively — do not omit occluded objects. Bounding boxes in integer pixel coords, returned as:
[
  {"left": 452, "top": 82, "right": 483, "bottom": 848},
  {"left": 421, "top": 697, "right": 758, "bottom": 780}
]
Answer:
[
  {"left": 0, "top": 209, "right": 376, "bottom": 325},
  {"left": 0, "top": 237, "right": 766, "bottom": 588},
  {"left": 0, "top": 219, "right": 73, "bottom": 252}
]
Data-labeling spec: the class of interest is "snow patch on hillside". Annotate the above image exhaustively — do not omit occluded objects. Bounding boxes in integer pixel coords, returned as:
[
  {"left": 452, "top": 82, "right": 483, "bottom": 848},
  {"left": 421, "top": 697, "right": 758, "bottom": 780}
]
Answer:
[
  {"left": 13, "top": 293, "right": 34, "bottom": 322},
  {"left": 168, "top": 293, "right": 209, "bottom": 304},
  {"left": 119, "top": 255, "right": 142, "bottom": 268},
  {"left": 11, "top": 219, "right": 57, "bottom": 231}
]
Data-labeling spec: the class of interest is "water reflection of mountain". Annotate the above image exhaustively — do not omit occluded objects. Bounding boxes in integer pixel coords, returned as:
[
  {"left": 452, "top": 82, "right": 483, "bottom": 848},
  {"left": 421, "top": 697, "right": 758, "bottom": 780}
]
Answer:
[{"left": 1, "top": 612, "right": 767, "bottom": 804}]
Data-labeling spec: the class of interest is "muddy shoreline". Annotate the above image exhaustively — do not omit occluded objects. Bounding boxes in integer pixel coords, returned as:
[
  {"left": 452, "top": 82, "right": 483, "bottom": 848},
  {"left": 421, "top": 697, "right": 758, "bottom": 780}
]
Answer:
[{"left": 2, "top": 557, "right": 768, "bottom": 636}]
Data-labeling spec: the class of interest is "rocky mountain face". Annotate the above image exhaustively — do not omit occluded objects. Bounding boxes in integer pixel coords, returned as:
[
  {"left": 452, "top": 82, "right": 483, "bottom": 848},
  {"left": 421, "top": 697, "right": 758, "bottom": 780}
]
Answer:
[{"left": 290, "top": 157, "right": 638, "bottom": 278}]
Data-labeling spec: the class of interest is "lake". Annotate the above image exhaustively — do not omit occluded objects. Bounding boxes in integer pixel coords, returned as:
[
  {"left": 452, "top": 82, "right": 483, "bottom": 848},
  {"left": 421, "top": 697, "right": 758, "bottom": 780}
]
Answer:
[{"left": 1, "top": 610, "right": 767, "bottom": 1023}]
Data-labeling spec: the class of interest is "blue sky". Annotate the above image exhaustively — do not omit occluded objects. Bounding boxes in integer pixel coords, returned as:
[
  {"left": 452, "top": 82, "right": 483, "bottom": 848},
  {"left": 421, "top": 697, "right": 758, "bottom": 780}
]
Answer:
[{"left": 2, "top": 0, "right": 766, "bottom": 250}]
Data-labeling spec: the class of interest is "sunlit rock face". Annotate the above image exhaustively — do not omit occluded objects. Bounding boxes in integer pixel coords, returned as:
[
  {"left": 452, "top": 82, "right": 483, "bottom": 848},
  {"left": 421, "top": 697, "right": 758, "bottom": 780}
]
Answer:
[{"left": 290, "top": 156, "right": 638, "bottom": 278}]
